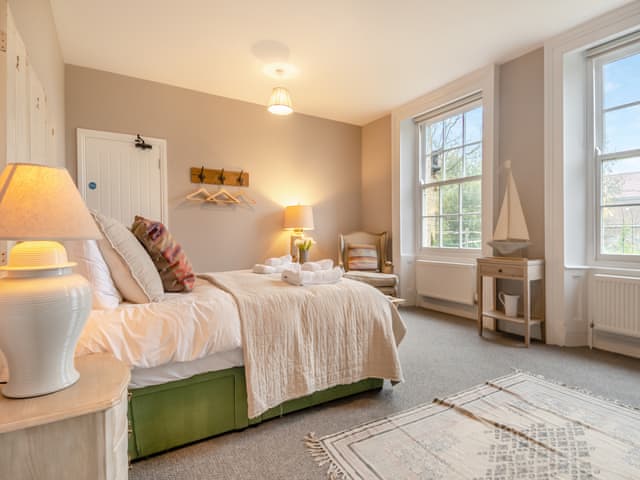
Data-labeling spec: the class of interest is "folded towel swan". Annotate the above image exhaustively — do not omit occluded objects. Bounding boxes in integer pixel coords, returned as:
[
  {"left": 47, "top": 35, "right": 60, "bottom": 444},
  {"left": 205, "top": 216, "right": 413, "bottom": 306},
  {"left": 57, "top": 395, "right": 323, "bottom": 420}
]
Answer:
[
  {"left": 253, "top": 262, "right": 299, "bottom": 274},
  {"left": 281, "top": 266, "right": 343, "bottom": 286},
  {"left": 301, "top": 259, "right": 334, "bottom": 272},
  {"left": 264, "top": 254, "right": 293, "bottom": 267}
]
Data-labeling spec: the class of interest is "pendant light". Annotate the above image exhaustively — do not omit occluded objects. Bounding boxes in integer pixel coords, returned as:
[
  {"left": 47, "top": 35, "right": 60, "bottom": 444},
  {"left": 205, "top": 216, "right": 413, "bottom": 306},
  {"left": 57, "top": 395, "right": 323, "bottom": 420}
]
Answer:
[{"left": 267, "top": 86, "right": 293, "bottom": 115}]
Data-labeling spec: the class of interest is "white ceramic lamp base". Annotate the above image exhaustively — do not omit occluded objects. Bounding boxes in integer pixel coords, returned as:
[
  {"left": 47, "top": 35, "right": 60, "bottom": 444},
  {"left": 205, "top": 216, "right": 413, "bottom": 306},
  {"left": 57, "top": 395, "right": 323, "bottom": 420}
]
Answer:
[{"left": 0, "top": 242, "right": 92, "bottom": 398}]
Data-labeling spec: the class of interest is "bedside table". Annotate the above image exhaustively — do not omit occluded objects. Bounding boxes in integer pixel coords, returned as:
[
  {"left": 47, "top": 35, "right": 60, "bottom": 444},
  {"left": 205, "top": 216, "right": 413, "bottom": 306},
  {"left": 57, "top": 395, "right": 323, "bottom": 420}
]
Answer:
[
  {"left": 476, "top": 257, "right": 545, "bottom": 346},
  {"left": 0, "top": 353, "right": 130, "bottom": 480}
]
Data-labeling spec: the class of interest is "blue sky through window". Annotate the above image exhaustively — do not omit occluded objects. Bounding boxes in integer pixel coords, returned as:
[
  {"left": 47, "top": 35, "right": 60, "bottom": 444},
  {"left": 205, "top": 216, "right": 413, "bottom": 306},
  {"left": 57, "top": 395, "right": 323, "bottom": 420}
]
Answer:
[
  {"left": 603, "top": 53, "right": 640, "bottom": 153},
  {"left": 603, "top": 53, "right": 640, "bottom": 109}
]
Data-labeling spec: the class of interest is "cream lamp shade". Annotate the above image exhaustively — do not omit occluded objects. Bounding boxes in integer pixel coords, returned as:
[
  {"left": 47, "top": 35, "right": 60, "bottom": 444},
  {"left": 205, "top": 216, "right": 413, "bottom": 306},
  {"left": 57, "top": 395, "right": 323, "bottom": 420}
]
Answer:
[
  {"left": 267, "top": 87, "right": 293, "bottom": 115},
  {"left": 283, "top": 205, "right": 314, "bottom": 231},
  {"left": 0, "top": 163, "right": 101, "bottom": 241},
  {"left": 0, "top": 163, "right": 100, "bottom": 398}
]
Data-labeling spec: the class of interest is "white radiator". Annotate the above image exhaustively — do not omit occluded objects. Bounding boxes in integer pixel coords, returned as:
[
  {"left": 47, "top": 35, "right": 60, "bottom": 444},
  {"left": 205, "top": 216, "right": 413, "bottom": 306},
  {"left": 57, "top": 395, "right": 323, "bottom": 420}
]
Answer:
[
  {"left": 416, "top": 259, "right": 476, "bottom": 306},
  {"left": 589, "top": 274, "right": 640, "bottom": 345}
]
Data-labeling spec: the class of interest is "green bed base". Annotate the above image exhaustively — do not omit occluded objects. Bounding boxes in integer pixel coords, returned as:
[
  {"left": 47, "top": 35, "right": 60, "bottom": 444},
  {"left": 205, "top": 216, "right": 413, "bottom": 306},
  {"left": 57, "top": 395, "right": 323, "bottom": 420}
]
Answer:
[{"left": 127, "top": 367, "right": 383, "bottom": 460}]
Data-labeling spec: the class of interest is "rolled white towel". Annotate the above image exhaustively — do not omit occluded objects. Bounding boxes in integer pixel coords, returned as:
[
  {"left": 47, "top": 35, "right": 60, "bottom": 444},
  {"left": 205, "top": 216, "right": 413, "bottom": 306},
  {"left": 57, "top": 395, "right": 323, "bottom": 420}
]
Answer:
[
  {"left": 281, "top": 269, "right": 314, "bottom": 286},
  {"left": 282, "top": 266, "right": 343, "bottom": 286},
  {"left": 253, "top": 264, "right": 276, "bottom": 274},
  {"left": 254, "top": 262, "right": 300, "bottom": 274},
  {"left": 301, "top": 259, "right": 334, "bottom": 272},
  {"left": 264, "top": 254, "right": 293, "bottom": 267}
]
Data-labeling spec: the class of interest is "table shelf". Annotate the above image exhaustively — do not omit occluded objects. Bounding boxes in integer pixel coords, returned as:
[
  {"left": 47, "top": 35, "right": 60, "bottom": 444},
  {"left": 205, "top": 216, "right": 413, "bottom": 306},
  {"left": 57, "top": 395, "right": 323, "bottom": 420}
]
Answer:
[{"left": 482, "top": 309, "right": 543, "bottom": 325}]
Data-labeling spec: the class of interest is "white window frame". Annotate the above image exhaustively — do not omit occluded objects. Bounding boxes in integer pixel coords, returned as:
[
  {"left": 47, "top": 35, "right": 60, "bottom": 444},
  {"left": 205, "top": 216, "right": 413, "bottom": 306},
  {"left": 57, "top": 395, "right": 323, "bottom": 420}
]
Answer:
[
  {"left": 417, "top": 99, "right": 483, "bottom": 255},
  {"left": 589, "top": 39, "right": 640, "bottom": 265}
]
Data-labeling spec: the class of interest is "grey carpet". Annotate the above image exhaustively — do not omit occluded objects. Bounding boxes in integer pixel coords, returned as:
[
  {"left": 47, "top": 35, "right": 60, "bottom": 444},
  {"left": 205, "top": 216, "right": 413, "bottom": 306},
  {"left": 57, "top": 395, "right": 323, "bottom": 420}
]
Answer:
[{"left": 129, "top": 307, "right": 640, "bottom": 480}]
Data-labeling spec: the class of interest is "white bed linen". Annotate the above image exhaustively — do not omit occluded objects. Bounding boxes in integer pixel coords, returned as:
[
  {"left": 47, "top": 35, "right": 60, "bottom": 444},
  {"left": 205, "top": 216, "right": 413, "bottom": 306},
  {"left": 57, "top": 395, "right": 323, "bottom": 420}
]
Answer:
[
  {"left": 129, "top": 348, "right": 244, "bottom": 389},
  {"left": 76, "top": 278, "right": 242, "bottom": 369}
]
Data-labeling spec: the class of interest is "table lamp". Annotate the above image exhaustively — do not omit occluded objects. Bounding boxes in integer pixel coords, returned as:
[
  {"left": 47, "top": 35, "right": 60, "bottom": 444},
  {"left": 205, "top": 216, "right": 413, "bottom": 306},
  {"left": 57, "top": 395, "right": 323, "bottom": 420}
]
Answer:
[
  {"left": 283, "top": 205, "right": 314, "bottom": 261},
  {"left": 0, "top": 163, "right": 101, "bottom": 398}
]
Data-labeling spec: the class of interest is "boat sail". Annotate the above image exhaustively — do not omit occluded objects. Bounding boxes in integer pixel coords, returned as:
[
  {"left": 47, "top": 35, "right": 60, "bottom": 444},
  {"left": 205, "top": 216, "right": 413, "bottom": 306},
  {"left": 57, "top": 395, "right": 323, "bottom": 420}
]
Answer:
[{"left": 488, "top": 162, "right": 531, "bottom": 255}]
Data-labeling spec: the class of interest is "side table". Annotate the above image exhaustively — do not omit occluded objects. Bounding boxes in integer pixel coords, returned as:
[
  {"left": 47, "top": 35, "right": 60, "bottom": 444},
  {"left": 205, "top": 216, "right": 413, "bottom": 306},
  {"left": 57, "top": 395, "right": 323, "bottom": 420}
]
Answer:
[{"left": 476, "top": 257, "right": 545, "bottom": 346}]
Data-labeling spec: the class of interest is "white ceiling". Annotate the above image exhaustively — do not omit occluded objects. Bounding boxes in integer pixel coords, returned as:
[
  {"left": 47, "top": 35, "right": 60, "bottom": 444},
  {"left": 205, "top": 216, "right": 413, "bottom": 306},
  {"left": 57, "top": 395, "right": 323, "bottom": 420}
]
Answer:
[{"left": 50, "top": 0, "right": 630, "bottom": 125}]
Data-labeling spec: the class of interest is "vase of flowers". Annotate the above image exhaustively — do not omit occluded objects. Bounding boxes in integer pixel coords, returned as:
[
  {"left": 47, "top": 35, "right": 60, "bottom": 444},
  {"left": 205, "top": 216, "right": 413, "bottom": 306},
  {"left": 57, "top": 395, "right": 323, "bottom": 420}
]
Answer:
[{"left": 295, "top": 237, "right": 315, "bottom": 263}]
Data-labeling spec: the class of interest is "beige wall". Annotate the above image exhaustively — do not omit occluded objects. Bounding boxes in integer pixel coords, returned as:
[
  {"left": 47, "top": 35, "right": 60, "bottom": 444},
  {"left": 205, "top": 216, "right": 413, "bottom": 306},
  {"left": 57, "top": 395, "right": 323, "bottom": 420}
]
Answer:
[
  {"left": 498, "top": 48, "right": 545, "bottom": 258},
  {"left": 65, "top": 65, "right": 361, "bottom": 272},
  {"left": 9, "top": 0, "right": 65, "bottom": 165},
  {"left": 361, "top": 115, "right": 392, "bottom": 234},
  {"left": 362, "top": 49, "right": 546, "bottom": 260}
]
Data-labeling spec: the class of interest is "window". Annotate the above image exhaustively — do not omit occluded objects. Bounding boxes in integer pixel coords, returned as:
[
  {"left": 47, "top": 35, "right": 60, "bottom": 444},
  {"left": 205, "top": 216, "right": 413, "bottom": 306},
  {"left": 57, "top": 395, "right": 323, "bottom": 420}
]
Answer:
[
  {"left": 418, "top": 101, "right": 483, "bottom": 250},
  {"left": 592, "top": 39, "right": 640, "bottom": 258}
]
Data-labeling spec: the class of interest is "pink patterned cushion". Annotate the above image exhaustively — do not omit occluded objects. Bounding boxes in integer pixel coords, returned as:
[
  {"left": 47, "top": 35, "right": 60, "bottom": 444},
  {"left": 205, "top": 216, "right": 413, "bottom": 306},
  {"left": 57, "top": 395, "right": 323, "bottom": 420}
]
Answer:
[
  {"left": 347, "top": 243, "right": 379, "bottom": 271},
  {"left": 131, "top": 216, "right": 195, "bottom": 292}
]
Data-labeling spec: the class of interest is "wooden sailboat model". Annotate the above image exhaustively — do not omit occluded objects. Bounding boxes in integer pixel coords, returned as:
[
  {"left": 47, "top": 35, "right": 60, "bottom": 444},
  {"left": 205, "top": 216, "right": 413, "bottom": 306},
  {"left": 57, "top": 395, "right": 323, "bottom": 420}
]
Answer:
[{"left": 488, "top": 162, "right": 531, "bottom": 255}]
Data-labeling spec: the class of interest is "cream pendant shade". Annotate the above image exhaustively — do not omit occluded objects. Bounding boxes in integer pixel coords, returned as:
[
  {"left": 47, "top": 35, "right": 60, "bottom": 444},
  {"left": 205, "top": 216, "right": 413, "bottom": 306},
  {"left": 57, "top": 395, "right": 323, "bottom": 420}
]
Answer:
[
  {"left": 267, "top": 87, "right": 293, "bottom": 115},
  {"left": 283, "top": 205, "right": 314, "bottom": 230},
  {"left": 0, "top": 163, "right": 101, "bottom": 241}
]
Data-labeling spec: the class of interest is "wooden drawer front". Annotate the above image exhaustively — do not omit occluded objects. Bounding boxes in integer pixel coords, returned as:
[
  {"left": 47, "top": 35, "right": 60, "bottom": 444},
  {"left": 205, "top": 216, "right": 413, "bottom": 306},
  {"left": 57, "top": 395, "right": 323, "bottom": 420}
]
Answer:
[
  {"left": 112, "top": 427, "right": 128, "bottom": 480},
  {"left": 479, "top": 262, "right": 523, "bottom": 278},
  {"left": 105, "top": 390, "right": 128, "bottom": 480},
  {"left": 106, "top": 390, "right": 128, "bottom": 449}
]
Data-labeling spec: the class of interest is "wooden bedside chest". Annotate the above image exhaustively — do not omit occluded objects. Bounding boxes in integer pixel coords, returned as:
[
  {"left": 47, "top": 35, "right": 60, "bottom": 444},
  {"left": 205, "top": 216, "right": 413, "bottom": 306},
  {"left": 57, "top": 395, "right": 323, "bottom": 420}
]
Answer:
[
  {"left": 0, "top": 354, "right": 130, "bottom": 480},
  {"left": 476, "top": 257, "right": 545, "bottom": 346}
]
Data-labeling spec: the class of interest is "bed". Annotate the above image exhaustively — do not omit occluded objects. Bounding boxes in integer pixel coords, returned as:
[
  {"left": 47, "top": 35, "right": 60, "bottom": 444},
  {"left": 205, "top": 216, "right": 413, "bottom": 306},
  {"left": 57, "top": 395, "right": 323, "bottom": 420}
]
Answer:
[{"left": 77, "top": 271, "right": 406, "bottom": 460}]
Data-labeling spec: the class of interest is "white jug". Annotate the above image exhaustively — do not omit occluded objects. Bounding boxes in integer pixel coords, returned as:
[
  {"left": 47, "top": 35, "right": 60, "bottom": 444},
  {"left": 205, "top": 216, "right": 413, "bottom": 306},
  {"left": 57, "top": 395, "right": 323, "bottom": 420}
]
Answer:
[{"left": 498, "top": 292, "right": 519, "bottom": 317}]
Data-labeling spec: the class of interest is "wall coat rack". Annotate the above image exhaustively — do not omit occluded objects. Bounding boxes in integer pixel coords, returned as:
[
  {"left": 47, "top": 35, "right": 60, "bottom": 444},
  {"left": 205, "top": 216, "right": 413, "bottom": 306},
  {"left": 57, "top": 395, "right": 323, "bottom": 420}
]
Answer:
[{"left": 190, "top": 167, "right": 249, "bottom": 187}]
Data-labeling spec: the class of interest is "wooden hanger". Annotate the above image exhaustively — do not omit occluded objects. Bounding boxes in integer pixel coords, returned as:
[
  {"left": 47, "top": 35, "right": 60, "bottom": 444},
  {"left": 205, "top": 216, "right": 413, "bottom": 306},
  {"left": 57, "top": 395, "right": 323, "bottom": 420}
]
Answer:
[
  {"left": 206, "top": 188, "right": 240, "bottom": 204},
  {"left": 186, "top": 186, "right": 211, "bottom": 201},
  {"left": 233, "top": 191, "right": 256, "bottom": 205}
]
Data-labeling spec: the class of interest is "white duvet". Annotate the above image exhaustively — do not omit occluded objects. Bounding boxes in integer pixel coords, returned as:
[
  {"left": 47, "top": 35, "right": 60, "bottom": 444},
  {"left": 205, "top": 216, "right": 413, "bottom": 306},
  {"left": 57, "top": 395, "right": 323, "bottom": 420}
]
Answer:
[{"left": 76, "top": 278, "right": 242, "bottom": 369}]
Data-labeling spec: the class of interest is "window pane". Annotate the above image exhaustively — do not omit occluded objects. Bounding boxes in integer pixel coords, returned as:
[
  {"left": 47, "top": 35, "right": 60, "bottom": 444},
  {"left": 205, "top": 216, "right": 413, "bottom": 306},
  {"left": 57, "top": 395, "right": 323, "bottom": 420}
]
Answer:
[
  {"left": 442, "top": 216, "right": 460, "bottom": 247},
  {"left": 423, "top": 187, "right": 440, "bottom": 216},
  {"left": 441, "top": 184, "right": 459, "bottom": 215},
  {"left": 601, "top": 157, "right": 640, "bottom": 205},
  {"left": 603, "top": 53, "right": 640, "bottom": 110},
  {"left": 603, "top": 104, "right": 640, "bottom": 153},
  {"left": 428, "top": 122, "right": 443, "bottom": 152},
  {"left": 443, "top": 114, "right": 463, "bottom": 149},
  {"left": 601, "top": 205, "right": 640, "bottom": 255},
  {"left": 443, "top": 148, "right": 463, "bottom": 180},
  {"left": 461, "top": 214, "right": 481, "bottom": 249},
  {"left": 464, "top": 143, "right": 482, "bottom": 176},
  {"left": 425, "top": 152, "right": 442, "bottom": 183},
  {"left": 423, "top": 217, "right": 440, "bottom": 248},
  {"left": 462, "top": 180, "right": 481, "bottom": 214},
  {"left": 464, "top": 107, "right": 483, "bottom": 144}
]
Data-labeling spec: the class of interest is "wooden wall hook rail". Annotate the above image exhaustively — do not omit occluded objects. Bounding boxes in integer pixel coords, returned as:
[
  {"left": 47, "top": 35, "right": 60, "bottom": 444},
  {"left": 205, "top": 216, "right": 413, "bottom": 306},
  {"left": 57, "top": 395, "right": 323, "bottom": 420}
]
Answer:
[{"left": 190, "top": 167, "right": 250, "bottom": 187}]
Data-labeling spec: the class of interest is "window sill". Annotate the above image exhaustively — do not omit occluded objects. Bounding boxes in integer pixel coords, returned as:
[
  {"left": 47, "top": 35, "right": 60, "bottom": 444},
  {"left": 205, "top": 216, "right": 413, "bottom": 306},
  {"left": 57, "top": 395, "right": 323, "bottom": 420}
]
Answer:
[{"left": 417, "top": 247, "right": 482, "bottom": 264}]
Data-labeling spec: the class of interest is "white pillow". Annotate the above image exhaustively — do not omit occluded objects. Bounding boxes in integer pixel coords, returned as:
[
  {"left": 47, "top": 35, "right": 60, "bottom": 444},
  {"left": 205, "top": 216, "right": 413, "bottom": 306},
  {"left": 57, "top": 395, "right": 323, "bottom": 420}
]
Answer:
[
  {"left": 91, "top": 211, "right": 164, "bottom": 304},
  {"left": 64, "top": 239, "right": 122, "bottom": 310}
]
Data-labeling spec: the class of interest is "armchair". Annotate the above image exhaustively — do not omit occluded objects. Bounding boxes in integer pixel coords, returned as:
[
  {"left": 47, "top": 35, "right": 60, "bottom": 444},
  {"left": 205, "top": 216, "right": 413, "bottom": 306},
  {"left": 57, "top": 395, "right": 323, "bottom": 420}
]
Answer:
[{"left": 338, "top": 231, "right": 399, "bottom": 297}]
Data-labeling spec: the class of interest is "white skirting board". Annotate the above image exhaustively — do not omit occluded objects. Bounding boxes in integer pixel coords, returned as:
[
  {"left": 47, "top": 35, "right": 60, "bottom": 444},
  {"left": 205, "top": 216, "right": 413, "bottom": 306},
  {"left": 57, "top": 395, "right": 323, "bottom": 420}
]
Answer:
[
  {"left": 417, "top": 296, "right": 476, "bottom": 320},
  {"left": 592, "top": 330, "right": 640, "bottom": 359}
]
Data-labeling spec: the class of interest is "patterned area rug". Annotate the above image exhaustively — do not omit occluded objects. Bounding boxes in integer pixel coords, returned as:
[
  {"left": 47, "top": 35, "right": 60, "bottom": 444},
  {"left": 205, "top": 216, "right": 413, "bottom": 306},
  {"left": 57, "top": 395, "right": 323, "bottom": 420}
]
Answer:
[{"left": 306, "top": 372, "right": 640, "bottom": 479}]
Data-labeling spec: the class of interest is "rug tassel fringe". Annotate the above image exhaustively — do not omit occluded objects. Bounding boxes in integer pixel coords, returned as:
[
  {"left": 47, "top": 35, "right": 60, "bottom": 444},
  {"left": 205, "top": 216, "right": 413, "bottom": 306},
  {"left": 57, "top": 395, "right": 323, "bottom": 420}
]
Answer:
[{"left": 305, "top": 432, "right": 347, "bottom": 479}]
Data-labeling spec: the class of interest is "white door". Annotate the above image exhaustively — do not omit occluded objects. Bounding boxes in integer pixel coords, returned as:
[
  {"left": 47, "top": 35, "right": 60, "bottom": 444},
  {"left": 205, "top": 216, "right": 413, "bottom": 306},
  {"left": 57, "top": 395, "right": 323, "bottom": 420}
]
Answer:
[
  {"left": 77, "top": 129, "right": 168, "bottom": 226},
  {"left": 29, "top": 74, "right": 47, "bottom": 165},
  {"left": 6, "top": 9, "right": 31, "bottom": 166}
]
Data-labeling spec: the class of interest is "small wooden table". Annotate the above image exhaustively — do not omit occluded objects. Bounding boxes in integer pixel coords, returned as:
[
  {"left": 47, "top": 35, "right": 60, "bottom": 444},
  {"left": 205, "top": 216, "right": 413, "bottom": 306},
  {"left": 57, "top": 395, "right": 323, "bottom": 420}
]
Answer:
[
  {"left": 476, "top": 257, "right": 545, "bottom": 346},
  {"left": 0, "top": 354, "right": 130, "bottom": 480}
]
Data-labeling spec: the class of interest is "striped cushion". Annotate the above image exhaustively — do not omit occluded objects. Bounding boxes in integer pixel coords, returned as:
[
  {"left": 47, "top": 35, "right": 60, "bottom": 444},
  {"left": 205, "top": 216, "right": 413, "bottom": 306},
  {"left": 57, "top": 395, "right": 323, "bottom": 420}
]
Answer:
[
  {"left": 347, "top": 243, "right": 379, "bottom": 271},
  {"left": 131, "top": 216, "right": 195, "bottom": 292}
]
